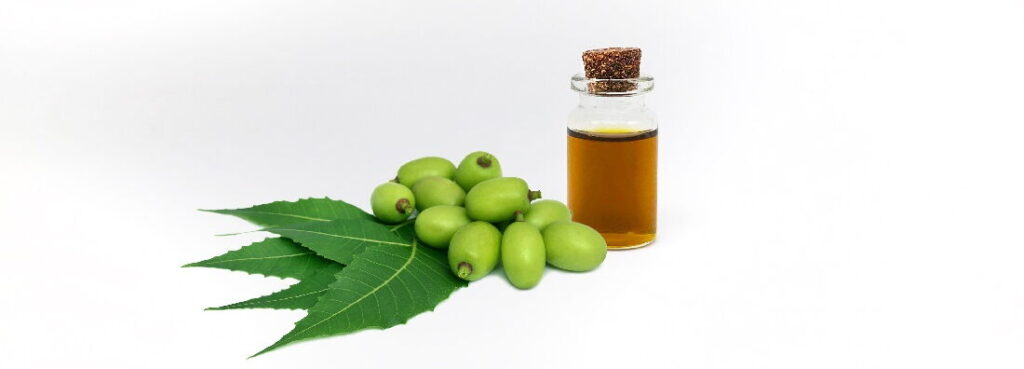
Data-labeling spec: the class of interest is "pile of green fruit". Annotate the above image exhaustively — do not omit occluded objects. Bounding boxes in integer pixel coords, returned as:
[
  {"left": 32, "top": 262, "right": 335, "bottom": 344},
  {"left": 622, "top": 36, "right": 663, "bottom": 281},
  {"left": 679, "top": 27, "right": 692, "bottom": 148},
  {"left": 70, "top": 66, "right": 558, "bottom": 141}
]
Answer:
[
  {"left": 370, "top": 151, "right": 607, "bottom": 288},
  {"left": 185, "top": 150, "right": 610, "bottom": 357}
]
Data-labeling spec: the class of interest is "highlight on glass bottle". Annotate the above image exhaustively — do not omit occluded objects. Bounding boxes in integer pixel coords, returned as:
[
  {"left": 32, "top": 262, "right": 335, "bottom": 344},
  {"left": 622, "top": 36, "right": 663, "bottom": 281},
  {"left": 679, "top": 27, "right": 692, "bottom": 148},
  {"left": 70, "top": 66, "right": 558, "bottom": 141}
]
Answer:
[{"left": 567, "top": 74, "right": 657, "bottom": 249}]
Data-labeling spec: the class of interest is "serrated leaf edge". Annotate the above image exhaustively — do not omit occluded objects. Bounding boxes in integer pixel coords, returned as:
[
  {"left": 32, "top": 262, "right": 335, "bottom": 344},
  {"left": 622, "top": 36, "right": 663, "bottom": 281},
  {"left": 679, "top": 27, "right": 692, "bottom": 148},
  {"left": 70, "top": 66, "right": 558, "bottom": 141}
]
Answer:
[
  {"left": 199, "top": 197, "right": 372, "bottom": 231},
  {"left": 181, "top": 239, "right": 328, "bottom": 281},
  {"left": 184, "top": 252, "right": 312, "bottom": 266},
  {"left": 207, "top": 287, "right": 331, "bottom": 311},
  {"left": 202, "top": 208, "right": 333, "bottom": 222}
]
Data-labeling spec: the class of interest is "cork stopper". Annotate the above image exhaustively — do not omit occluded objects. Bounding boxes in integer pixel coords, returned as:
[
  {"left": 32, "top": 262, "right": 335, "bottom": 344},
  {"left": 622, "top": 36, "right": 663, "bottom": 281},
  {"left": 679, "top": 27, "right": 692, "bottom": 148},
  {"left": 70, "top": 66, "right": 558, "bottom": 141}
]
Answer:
[{"left": 582, "top": 47, "right": 641, "bottom": 93}]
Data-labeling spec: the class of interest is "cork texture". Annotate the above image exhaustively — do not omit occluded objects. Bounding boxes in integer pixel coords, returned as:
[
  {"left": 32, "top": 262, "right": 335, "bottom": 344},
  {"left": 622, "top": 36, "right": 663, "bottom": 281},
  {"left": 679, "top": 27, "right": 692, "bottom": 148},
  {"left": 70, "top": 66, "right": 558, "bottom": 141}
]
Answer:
[{"left": 581, "top": 47, "right": 642, "bottom": 93}]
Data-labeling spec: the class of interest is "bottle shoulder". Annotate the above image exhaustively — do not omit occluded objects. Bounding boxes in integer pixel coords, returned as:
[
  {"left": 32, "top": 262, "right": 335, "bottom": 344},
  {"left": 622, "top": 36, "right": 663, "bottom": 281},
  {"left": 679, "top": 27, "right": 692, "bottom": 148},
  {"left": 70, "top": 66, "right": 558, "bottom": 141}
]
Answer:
[{"left": 568, "top": 105, "right": 658, "bottom": 132}]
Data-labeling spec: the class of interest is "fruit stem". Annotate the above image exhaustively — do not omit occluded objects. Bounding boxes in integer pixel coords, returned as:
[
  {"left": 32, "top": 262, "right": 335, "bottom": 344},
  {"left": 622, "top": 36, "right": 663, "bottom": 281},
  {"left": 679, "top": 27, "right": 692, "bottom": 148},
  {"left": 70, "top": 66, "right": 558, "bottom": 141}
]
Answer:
[
  {"left": 396, "top": 198, "right": 413, "bottom": 214},
  {"left": 528, "top": 190, "right": 542, "bottom": 201},
  {"left": 514, "top": 210, "right": 525, "bottom": 222},
  {"left": 457, "top": 262, "right": 473, "bottom": 279},
  {"left": 476, "top": 155, "right": 493, "bottom": 168}
]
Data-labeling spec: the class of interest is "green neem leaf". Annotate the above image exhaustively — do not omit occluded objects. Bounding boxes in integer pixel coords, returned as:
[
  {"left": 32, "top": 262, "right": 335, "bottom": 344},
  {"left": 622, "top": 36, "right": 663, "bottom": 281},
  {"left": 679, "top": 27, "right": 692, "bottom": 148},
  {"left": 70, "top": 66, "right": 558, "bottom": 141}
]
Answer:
[
  {"left": 192, "top": 199, "right": 459, "bottom": 357},
  {"left": 184, "top": 238, "right": 332, "bottom": 280},
  {"left": 203, "top": 197, "right": 373, "bottom": 229},
  {"left": 264, "top": 219, "right": 410, "bottom": 265},
  {"left": 388, "top": 220, "right": 416, "bottom": 241},
  {"left": 208, "top": 263, "right": 344, "bottom": 311},
  {"left": 253, "top": 240, "right": 465, "bottom": 357}
]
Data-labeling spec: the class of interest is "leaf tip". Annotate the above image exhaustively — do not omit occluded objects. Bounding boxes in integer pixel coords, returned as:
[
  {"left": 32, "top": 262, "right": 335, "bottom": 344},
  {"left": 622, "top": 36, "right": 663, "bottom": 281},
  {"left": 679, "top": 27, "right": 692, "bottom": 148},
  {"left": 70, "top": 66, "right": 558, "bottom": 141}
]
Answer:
[
  {"left": 249, "top": 346, "right": 276, "bottom": 359},
  {"left": 200, "top": 208, "right": 235, "bottom": 215}
]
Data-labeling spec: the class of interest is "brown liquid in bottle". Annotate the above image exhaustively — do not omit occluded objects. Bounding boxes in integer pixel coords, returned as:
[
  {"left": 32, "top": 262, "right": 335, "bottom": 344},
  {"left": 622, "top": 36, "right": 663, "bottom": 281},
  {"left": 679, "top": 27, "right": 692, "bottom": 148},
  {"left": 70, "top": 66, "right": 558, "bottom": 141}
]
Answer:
[{"left": 567, "top": 128, "right": 657, "bottom": 249}]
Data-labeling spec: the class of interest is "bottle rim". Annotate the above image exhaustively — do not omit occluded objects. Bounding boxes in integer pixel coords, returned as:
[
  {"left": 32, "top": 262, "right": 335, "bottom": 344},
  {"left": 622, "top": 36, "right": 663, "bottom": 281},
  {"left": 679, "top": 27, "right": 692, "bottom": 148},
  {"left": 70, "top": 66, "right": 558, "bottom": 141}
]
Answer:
[{"left": 570, "top": 73, "right": 654, "bottom": 96}]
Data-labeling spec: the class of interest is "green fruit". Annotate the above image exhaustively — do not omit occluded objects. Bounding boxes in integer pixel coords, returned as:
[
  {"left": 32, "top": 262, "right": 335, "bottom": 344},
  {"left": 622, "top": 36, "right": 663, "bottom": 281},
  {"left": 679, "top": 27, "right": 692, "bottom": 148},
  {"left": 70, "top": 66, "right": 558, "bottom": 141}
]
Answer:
[
  {"left": 414, "top": 205, "right": 471, "bottom": 248},
  {"left": 448, "top": 221, "right": 501, "bottom": 281},
  {"left": 370, "top": 182, "right": 415, "bottom": 224},
  {"left": 524, "top": 199, "right": 572, "bottom": 230},
  {"left": 411, "top": 176, "right": 466, "bottom": 211},
  {"left": 454, "top": 151, "right": 503, "bottom": 191},
  {"left": 542, "top": 221, "right": 607, "bottom": 272},
  {"left": 464, "top": 177, "right": 541, "bottom": 222},
  {"left": 397, "top": 156, "right": 456, "bottom": 187},
  {"left": 501, "top": 222, "right": 546, "bottom": 289}
]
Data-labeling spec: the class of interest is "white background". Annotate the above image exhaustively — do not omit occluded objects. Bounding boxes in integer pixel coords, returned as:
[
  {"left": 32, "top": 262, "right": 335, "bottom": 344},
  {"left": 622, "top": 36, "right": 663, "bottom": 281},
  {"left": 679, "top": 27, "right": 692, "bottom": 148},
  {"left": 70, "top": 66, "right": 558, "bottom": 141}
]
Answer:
[{"left": 2, "top": 1, "right": 1022, "bottom": 368}]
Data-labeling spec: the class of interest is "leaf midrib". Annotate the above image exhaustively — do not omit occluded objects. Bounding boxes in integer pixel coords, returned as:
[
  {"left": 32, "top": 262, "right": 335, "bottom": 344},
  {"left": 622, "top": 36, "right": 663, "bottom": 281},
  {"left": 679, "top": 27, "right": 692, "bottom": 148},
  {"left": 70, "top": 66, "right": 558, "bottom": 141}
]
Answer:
[
  {"left": 272, "top": 228, "right": 410, "bottom": 247},
  {"left": 388, "top": 220, "right": 413, "bottom": 232},
  {"left": 224, "top": 288, "right": 330, "bottom": 308}
]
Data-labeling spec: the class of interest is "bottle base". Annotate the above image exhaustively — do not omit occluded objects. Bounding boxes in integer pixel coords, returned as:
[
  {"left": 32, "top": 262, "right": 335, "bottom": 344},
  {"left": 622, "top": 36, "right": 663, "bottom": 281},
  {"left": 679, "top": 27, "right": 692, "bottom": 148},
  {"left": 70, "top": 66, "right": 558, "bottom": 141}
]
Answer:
[{"left": 602, "top": 233, "right": 656, "bottom": 250}]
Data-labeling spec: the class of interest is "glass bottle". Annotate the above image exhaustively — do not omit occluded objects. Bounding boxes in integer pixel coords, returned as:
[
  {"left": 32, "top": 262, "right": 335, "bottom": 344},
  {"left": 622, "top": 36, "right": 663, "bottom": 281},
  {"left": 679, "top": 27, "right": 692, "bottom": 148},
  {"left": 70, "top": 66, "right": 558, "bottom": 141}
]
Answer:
[{"left": 567, "top": 74, "right": 657, "bottom": 249}]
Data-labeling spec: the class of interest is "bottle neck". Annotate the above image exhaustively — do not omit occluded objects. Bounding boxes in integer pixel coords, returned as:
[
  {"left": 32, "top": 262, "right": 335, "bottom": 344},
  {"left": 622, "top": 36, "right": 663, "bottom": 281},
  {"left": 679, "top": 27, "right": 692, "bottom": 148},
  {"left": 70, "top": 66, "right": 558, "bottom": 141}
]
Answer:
[{"left": 577, "top": 93, "right": 647, "bottom": 109}]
